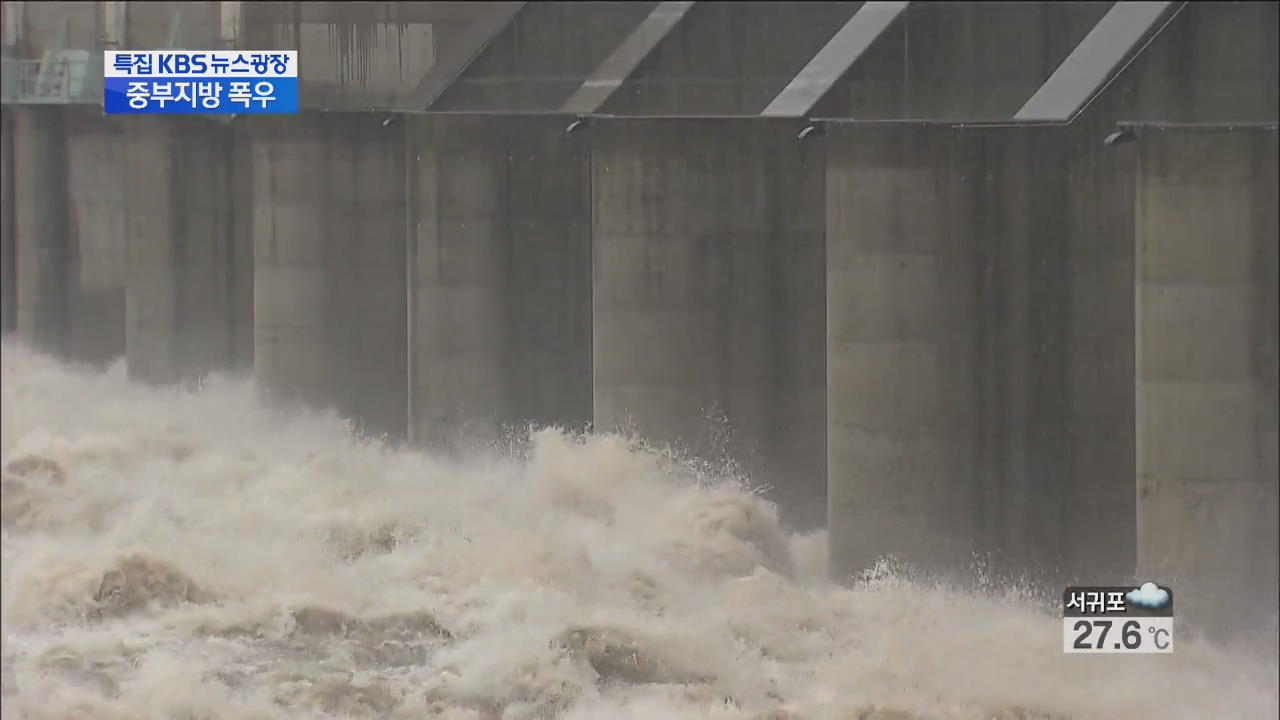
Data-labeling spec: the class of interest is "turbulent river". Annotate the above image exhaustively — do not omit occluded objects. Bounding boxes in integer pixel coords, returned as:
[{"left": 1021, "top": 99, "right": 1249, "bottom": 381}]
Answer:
[{"left": 1, "top": 341, "right": 1276, "bottom": 720}]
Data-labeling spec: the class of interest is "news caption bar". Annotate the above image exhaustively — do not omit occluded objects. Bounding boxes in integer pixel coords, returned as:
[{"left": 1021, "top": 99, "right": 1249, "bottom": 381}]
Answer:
[
  {"left": 1063, "top": 582, "right": 1173, "bottom": 654},
  {"left": 104, "top": 51, "right": 298, "bottom": 115}
]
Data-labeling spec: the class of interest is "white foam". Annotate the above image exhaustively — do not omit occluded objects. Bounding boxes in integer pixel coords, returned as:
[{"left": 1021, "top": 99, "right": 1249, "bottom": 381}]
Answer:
[{"left": 2, "top": 339, "right": 1276, "bottom": 719}]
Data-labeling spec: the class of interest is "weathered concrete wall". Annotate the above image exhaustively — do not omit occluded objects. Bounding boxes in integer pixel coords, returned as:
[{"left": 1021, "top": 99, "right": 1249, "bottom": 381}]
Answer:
[
  {"left": 812, "top": 2, "right": 1111, "bottom": 120},
  {"left": 13, "top": 106, "right": 70, "bottom": 356},
  {"left": 591, "top": 119, "right": 827, "bottom": 529},
  {"left": 1059, "top": 120, "right": 1139, "bottom": 585},
  {"left": 10, "top": 107, "right": 128, "bottom": 364},
  {"left": 1092, "top": 1, "right": 1279, "bottom": 124},
  {"left": 239, "top": 2, "right": 460, "bottom": 110},
  {"left": 1135, "top": 127, "right": 1279, "bottom": 639},
  {"left": 1, "top": 109, "right": 14, "bottom": 333},
  {"left": 825, "top": 123, "right": 1136, "bottom": 584},
  {"left": 407, "top": 114, "right": 593, "bottom": 446},
  {"left": 124, "top": 117, "right": 251, "bottom": 385},
  {"left": 65, "top": 111, "right": 127, "bottom": 366},
  {"left": 13, "top": 1, "right": 99, "bottom": 58},
  {"left": 602, "top": 1, "right": 861, "bottom": 116},
  {"left": 432, "top": 1, "right": 655, "bottom": 112},
  {"left": 125, "top": 2, "right": 222, "bottom": 49},
  {"left": 252, "top": 112, "right": 407, "bottom": 439}
]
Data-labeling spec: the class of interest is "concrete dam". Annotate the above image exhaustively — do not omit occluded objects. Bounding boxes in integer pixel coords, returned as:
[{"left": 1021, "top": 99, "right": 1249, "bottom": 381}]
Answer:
[{"left": 1, "top": 0, "right": 1277, "bottom": 662}]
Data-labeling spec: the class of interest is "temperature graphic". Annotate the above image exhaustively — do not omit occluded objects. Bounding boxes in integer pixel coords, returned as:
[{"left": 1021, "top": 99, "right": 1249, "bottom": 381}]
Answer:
[
  {"left": 1062, "top": 583, "right": 1174, "bottom": 654},
  {"left": 1065, "top": 618, "right": 1174, "bottom": 653}
]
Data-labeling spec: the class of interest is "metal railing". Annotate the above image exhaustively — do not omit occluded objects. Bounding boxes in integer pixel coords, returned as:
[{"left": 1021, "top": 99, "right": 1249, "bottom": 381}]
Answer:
[{"left": 1, "top": 51, "right": 103, "bottom": 105}]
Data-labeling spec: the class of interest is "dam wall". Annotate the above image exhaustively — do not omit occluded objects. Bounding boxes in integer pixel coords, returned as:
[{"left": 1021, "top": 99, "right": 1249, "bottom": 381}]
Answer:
[
  {"left": 1135, "top": 126, "right": 1279, "bottom": 638},
  {"left": 250, "top": 113, "right": 408, "bottom": 441},
  {"left": 124, "top": 116, "right": 252, "bottom": 385},
  {"left": 2, "top": 0, "right": 1276, "bottom": 635},
  {"left": 406, "top": 114, "right": 593, "bottom": 447},
  {"left": 591, "top": 118, "right": 827, "bottom": 529},
  {"left": 9, "top": 106, "right": 127, "bottom": 365},
  {"left": 825, "top": 121, "right": 1139, "bottom": 583}
]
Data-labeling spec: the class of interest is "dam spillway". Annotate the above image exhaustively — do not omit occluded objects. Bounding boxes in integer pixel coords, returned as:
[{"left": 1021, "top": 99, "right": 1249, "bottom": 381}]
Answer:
[{"left": 1, "top": 0, "right": 1277, "bottom": 647}]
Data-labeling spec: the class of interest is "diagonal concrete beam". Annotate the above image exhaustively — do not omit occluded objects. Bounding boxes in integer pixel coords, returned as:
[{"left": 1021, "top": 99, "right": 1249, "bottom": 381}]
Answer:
[
  {"left": 560, "top": 1, "right": 695, "bottom": 115},
  {"left": 405, "top": 1, "right": 526, "bottom": 111},
  {"left": 760, "top": 1, "right": 908, "bottom": 118},
  {"left": 1014, "top": 1, "right": 1174, "bottom": 121}
]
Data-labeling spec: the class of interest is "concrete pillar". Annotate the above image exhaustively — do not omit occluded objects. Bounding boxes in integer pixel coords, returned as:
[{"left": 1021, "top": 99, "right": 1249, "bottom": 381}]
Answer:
[
  {"left": 591, "top": 119, "right": 827, "bottom": 530},
  {"left": 252, "top": 113, "right": 407, "bottom": 441},
  {"left": 1135, "top": 128, "right": 1279, "bottom": 639},
  {"left": 64, "top": 112, "right": 127, "bottom": 367},
  {"left": 11, "top": 108, "right": 129, "bottom": 364},
  {"left": 13, "top": 106, "right": 70, "bottom": 356},
  {"left": 1061, "top": 117, "right": 1139, "bottom": 582},
  {"left": 1, "top": 109, "right": 14, "bottom": 334},
  {"left": 826, "top": 125, "right": 975, "bottom": 576},
  {"left": 230, "top": 128, "right": 255, "bottom": 372},
  {"left": 406, "top": 115, "right": 592, "bottom": 447},
  {"left": 125, "top": 117, "right": 249, "bottom": 385},
  {"left": 826, "top": 124, "right": 1136, "bottom": 584}
]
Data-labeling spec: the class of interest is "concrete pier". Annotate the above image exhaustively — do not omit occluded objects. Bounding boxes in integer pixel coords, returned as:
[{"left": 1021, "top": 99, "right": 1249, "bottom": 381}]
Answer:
[
  {"left": 9, "top": 108, "right": 131, "bottom": 365},
  {"left": 125, "top": 117, "right": 251, "bottom": 385},
  {"left": 406, "top": 114, "right": 593, "bottom": 446},
  {"left": 825, "top": 123, "right": 1136, "bottom": 584},
  {"left": 252, "top": 113, "right": 407, "bottom": 440},
  {"left": 1, "top": 109, "right": 14, "bottom": 333},
  {"left": 64, "top": 113, "right": 128, "bottom": 366},
  {"left": 591, "top": 119, "right": 827, "bottom": 529},
  {"left": 1135, "top": 127, "right": 1279, "bottom": 638},
  {"left": 12, "top": 106, "right": 71, "bottom": 357}
]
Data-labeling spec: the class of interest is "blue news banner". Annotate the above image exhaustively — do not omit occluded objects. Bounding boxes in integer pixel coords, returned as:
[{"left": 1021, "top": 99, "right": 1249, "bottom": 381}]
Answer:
[{"left": 104, "top": 50, "right": 298, "bottom": 115}]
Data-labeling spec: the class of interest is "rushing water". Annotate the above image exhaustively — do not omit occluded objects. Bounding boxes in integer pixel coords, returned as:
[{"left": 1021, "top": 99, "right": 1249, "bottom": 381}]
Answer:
[{"left": 1, "top": 340, "right": 1276, "bottom": 720}]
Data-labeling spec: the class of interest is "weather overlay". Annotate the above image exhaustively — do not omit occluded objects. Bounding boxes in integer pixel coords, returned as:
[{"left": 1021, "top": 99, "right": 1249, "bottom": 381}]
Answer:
[{"left": 1063, "top": 583, "right": 1174, "bottom": 654}]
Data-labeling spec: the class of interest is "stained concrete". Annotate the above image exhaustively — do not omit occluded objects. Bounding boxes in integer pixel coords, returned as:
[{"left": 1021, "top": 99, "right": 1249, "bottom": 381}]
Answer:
[
  {"left": 406, "top": 114, "right": 593, "bottom": 447},
  {"left": 1135, "top": 127, "right": 1279, "bottom": 639},
  {"left": 12, "top": 2, "right": 99, "bottom": 58},
  {"left": 10, "top": 107, "right": 129, "bottom": 365},
  {"left": 239, "top": 2, "right": 482, "bottom": 110},
  {"left": 601, "top": 1, "right": 862, "bottom": 116},
  {"left": 591, "top": 119, "right": 827, "bottom": 529},
  {"left": 124, "top": 117, "right": 251, "bottom": 385},
  {"left": 820, "top": 0, "right": 1277, "bottom": 589},
  {"left": 811, "top": 2, "right": 1112, "bottom": 120},
  {"left": 825, "top": 123, "right": 1136, "bottom": 584},
  {"left": 1014, "top": 2, "right": 1174, "bottom": 122},
  {"left": 12, "top": 106, "right": 70, "bottom": 356},
  {"left": 1, "top": 109, "right": 14, "bottom": 333},
  {"left": 251, "top": 112, "right": 407, "bottom": 440},
  {"left": 761, "top": 1, "right": 909, "bottom": 118},
  {"left": 560, "top": 1, "right": 695, "bottom": 115},
  {"left": 125, "top": 2, "right": 223, "bottom": 49},
  {"left": 432, "top": 1, "right": 656, "bottom": 112},
  {"left": 65, "top": 111, "right": 127, "bottom": 367},
  {"left": 1091, "top": 1, "right": 1280, "bottom": 124}
]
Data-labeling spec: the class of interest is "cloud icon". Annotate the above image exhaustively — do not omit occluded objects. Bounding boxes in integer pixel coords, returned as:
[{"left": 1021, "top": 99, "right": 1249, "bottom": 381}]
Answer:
[{"left": 1126, "top": 582, "right": 1170, "bottom": 609}]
